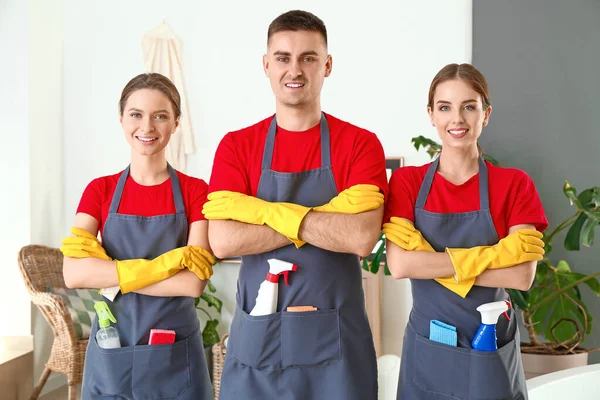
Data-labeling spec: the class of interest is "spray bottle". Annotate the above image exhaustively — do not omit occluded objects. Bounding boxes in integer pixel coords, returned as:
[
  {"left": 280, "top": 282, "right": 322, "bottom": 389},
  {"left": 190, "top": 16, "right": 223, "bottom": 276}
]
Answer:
[
  {"left": 94, "top": 301, "right": 121, "bottom": 349},
  {"left": 250, "top": 259, "right": 298, "bottom": 316},
  {"left": 471, "top": 300, "right": 511, "bottom": 351}
]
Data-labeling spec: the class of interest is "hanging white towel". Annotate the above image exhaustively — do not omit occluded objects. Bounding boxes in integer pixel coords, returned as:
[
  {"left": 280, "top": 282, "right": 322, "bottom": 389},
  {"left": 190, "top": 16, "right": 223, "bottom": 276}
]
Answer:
[{"left": 142, "top": 21, "right": 194, "bottom": 171}]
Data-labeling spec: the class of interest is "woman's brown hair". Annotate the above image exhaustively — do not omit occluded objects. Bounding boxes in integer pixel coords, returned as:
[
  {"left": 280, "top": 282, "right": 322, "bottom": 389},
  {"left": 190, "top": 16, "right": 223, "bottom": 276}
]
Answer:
[{"left": 119, "top": 73, "right": 181, "bottom": 119}]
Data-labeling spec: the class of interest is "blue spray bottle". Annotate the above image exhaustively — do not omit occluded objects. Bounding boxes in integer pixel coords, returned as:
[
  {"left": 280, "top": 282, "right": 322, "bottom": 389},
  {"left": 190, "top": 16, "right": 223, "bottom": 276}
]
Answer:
[{"left": 472, "top": 300, "right": 511, "bottom": 351}]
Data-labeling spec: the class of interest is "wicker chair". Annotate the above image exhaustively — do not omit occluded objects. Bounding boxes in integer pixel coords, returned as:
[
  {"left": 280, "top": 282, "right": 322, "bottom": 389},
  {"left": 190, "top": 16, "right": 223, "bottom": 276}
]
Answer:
[{"left": 18, "top": 245, "right": 87, "bottom": 400}]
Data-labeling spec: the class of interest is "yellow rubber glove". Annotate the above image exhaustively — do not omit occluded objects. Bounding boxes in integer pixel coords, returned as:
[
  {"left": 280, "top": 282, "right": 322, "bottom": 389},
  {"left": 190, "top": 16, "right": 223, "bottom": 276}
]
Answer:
[
  {"left": 60, "top": 227, "right": 112, "bottom": 260},
  {"left": 446, "top": 229, "right": 545, "bottom": 283},
  {"left": 203, "top": 191, "right": 310, "bottom": 246},
  {"left": 313, "top": 184, "right": 384, "bottom": 214},
  {"left": 116, "top": 245, "right": 215, "bottom": 294},
  {"left": 383, "top": 217, "right": 475, "bottom": 298},
  {"left": 185, "top": 247, "right": 217, "bottom": 281}
]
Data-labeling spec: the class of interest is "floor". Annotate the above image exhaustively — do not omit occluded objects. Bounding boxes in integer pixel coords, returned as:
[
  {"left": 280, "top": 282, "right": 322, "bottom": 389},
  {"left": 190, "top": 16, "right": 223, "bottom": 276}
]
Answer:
[{"left": 39, "top": 385, "right": 81, "bottom": 400}]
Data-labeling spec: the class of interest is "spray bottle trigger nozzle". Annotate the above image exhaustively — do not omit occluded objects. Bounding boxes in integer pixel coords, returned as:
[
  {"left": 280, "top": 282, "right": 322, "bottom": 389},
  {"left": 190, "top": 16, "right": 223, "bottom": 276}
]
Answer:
[
  {"left": 282, "top": 271, "right": 290, "bottom": 285},
  {"left": 503, "top": 300, "right": 512, "bottom": 321},
  {"left": 281, "top": 264, "right": 298, "bottom": 285}
]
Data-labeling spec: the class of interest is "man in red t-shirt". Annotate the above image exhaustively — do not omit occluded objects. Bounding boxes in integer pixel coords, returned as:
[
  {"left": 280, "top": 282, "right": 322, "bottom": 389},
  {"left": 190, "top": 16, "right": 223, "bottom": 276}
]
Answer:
[{"left": 203, "top": 10, "right": 386, "bottom": 400}]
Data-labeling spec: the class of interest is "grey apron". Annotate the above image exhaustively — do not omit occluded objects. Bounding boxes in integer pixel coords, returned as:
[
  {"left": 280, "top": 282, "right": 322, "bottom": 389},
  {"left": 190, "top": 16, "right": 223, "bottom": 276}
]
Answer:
[
  {"left": 219, "top": 114, "right": 378, "bottom": 400},
  {"left": 81, "top": 165, "right": 213, "bottom": 400},
  {"left": 397, "top": 157, "right": 527, "bottom": 400}
]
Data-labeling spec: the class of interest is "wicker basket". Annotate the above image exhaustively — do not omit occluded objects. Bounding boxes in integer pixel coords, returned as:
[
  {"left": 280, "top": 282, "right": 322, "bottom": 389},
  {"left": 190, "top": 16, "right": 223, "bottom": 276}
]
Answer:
[{"left": 212, "top": 333, "right": 229, "bottom": 400}]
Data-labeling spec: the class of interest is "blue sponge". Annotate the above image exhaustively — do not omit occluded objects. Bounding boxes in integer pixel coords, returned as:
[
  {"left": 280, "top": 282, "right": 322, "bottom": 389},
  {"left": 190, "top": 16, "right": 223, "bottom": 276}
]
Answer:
[{"left": 429, "top": 320, "right": 457, "bottom": 347}]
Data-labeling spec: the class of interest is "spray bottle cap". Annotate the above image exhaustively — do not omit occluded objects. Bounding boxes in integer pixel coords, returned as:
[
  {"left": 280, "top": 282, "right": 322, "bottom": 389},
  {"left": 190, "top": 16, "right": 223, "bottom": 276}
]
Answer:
[
  {"left": 476, "top": 300, "right": 510, "bottom": 325},
  {"left": 94, "top": 301, "right": 117, "bottom": 328}
]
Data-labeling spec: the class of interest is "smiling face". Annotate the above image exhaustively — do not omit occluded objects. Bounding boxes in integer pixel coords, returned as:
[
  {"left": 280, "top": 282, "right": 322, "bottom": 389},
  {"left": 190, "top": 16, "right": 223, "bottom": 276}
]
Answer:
[
  {"left": 428, "top": 79, "right": 491, "bottom": 151},
  {"left": 263, "top": 30, "right": 332, "bottom": 110},
  {"left": 119, "top": 88, "right": 179, "bottom": 157}
]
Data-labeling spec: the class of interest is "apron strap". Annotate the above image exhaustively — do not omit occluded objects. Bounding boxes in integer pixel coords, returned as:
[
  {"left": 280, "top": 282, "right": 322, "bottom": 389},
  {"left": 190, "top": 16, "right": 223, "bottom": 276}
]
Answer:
[
  {"left": 168, "top": 164, "right": 186, "bottom": 214},
  {"left": 108, "top": 164, "right": 186, "bottom": 215},
  {"left": 415, "top": 158, "right": 439, "bottom": 210},
  {"left": 415, "top": 156, "right": 490, "bottom": 211},
  {"left": 261, "top": 113, "right": 331, "bottom": 170},
  {"left": 108, "top": 166, "right": 130, "bottom": 214},
  {"left": 478, "top": 157, "right": 490, "bottom": 210}
]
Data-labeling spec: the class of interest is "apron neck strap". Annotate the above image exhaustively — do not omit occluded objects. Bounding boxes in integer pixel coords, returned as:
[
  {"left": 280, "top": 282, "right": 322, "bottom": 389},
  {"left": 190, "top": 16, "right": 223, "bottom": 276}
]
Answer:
[
  {"left": 108, "top": 164, "right": 185, "bottom": 214},
  {"left": 415, "top": 156, "right": 490, "bottom": 210},
  {"left": 261, "top": 113, "right": 331, "bottom": 170}
]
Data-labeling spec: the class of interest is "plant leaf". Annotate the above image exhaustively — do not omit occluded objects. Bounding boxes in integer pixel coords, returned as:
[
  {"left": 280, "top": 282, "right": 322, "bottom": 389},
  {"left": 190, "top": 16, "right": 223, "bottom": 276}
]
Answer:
[
  {"left": 411, "top": 136, "right": 441, "bottom": 159},
  {"left": 482, "top": 153, "right": 501, "bottom": 166},
  {"left": 384, "top": 262, "right": 391, "bottom": 276},
  {"left": 581, "top": 218, "right": 598, "bottom": 248},
  {"left": 568, "top": 272, "right": 600, "bottom": 296},
  {"left": 564, "top": 213, "right": 587, "bottom": 251},
  {"left": 200, "top": 292, "right": 223, "bottom": 314},
  {"left": 556, "top": 260, "right": 571, "bottom": 272},
  {"left": 202, "top": 319, "right": 220, "bottom": 346},
  {"left": 207, "top": 280, "right": 217, "bottom": 293},
  {"left": 361, "top": 257, "right": 369, "bottom": 271},
  {"left": 507, "top": 289, "right": 529, "bottom": 310},
  {"left": 577, "top": 187, "right": 600, "bottom": 209},
  {"left": 563, "top": 181, "right": 581, "bottom": 208}
]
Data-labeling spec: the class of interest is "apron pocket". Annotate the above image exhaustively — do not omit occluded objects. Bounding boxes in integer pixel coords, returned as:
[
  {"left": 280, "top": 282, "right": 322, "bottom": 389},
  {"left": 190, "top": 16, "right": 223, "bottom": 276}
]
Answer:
[
  {"left": 87, "top": 339, "right": 134, "bottom": 396},
  {"left": 231, "top": 309, "right": 282, "bottom": 369},
  {"left": 131, "top": 330, "right": 193, "bottom": 399},
  {"left": 469, "top": 339, "right": 521, "bottom": 399},
  {"left": 281, "top": 308, "right": 341, "bottom": 368},
  {"left": 413, "top": 333, "right": 471, "bottom": 399}
]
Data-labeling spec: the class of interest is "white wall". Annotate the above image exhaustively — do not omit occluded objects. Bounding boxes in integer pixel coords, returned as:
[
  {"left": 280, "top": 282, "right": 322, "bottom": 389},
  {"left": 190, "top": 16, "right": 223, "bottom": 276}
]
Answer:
[
  {"left": 0, "top": 0, "right": 32, "bottom": 337},
  {"left": 28, "top": 0, "right": 65, "bottom": 393},
  {"left": 61, "top": 0, "right": 472, "bottom": 358}
]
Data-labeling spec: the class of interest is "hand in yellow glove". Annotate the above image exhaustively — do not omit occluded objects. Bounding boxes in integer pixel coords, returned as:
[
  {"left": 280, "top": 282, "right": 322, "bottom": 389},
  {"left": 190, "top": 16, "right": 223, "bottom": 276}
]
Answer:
[
  {"left": 382, "top": 217, "right": 435, "bottom": 252},
  {"left": 60, "top": 227, "right": 112, "bottom": 260},
  {"left": 202, "top": 191, "right": 310, "bottom": 244},
  {"left": 383, "top": 217, "right": 475, "bottom": 297},
  {"left": 184, "top": 247, "right": 217, "bottom": 281},
  {"left": 313, "top": 184, "right": 384, "bottom": 214},
  {"left": 447, "top": 229, "right": 545, "bottom": 283},
  {"left": 117, "top": 245, "right": 216, "bottom": 294}
]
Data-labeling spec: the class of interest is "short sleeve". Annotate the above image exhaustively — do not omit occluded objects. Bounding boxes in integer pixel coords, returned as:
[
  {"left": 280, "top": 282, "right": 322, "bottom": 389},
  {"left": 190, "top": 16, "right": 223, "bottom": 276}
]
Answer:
[
  {"left": 76, "top": 178, "right": 104, "bottom": 223},
  {"left": 346, "top": 130, "right": 388, "bottom": 196},
  {"left": 506, "top": 171, "right": 549, "bottom": 232},
  {"left": 208, "top": 132, "right": 251, "bottom": 195},
  {"left": 384, "top": 167, "right": 421, "bottom": 224},
  {"left": 188, "top": 178, "right": 209, "bottom": 223}
]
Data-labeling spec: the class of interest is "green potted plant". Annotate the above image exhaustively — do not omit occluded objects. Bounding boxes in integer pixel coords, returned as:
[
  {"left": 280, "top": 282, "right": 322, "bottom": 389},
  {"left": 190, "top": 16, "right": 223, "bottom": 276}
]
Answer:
[
  {"left": 411, "top": 135, "right": 600, "bottom": 377},
  {"left": 195, "top": 279, "right": 223, "bottom": 378}
]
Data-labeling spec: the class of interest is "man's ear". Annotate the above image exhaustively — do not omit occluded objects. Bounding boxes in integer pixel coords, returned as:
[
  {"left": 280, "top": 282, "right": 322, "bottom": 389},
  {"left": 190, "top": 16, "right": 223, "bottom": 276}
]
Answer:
[
  {"left": 263, "top": 54, "right": 269, "bottom": 77},
  {"left": 324, "top": 54, "right": 333, "bottom": 77}
]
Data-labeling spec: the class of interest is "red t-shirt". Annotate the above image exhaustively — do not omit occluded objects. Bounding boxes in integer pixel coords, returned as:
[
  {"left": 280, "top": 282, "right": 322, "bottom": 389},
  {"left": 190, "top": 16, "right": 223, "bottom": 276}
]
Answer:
[
  {"left": 77, "top": 170, "right": 208, "bottom": 234},
  {"left": 384, "top": 161, "right": 548, "bottom": 239},
  {"left": 208, "top": 113, "right": 388, "bottom": 196}
]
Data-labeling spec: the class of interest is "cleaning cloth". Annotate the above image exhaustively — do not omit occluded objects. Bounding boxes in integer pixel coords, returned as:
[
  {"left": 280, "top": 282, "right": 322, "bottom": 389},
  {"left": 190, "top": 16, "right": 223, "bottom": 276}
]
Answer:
[{"left": 429, "top": 320, "right": 457, "bottom": 347}]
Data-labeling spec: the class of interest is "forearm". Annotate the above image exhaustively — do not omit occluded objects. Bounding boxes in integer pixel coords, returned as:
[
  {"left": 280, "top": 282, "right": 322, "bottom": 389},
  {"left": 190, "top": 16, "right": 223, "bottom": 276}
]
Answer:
[
  {"left": 134, "top": 269, "right": 207, "bottom": 298},
  {"left": 63, "top": 257, "right": 119, "bottom": 289},
  {"left": 299, "top": 207, "right": 383, "bottom": 257},
  {"left": 386, "top": 240, "right": 455, "bottom": 279},
  {"left": 208, "top": 220, "right": 290, "bottom": 258},
  {"left": 475, "top": 260, "right": 536, "bottom": 290}
]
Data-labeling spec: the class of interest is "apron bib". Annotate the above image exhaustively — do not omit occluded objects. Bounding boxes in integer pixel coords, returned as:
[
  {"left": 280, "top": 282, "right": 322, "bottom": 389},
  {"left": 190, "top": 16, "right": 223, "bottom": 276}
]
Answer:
[
  {"left": 81, "top": 165, "right": 212, "bottom": 400},
  {"left": 219, "top": 114, "right": 378, "bottom": 400},
  {"left": 397, "top": 157, "right": 527, "bottom": 400}
]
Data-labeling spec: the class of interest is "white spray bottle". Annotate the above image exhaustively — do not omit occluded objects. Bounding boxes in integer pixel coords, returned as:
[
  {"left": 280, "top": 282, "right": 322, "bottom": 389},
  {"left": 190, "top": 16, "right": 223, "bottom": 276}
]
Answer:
[
  {"left": 472, "top": 300, "right": 511, "bottom": 351},
  {"left": 250, "top": 258, "right": 298, "bottom": 316}
]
